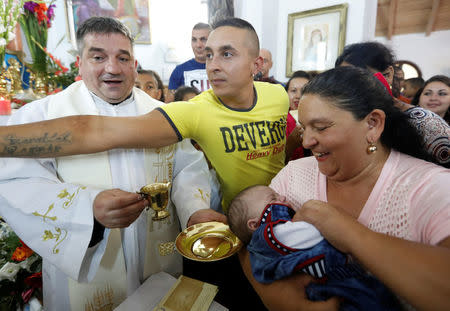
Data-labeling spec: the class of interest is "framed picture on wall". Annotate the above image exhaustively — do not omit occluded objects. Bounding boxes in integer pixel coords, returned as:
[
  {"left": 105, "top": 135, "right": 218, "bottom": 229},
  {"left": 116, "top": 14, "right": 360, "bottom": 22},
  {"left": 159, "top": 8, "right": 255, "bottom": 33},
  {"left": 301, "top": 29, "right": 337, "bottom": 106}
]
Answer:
[
  {"left": 286, "top": 4, "right": 347, "bottom": 76},
  {"left": 64, "top": 0, "right": 151, "bottom": 48}
]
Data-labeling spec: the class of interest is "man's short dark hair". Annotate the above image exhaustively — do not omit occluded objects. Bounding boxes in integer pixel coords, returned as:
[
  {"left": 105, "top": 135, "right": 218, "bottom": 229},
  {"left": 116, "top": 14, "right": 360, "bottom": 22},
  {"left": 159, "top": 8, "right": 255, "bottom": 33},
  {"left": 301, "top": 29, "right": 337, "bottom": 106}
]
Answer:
[
  {"left": 211, "top": 17, "right": 259, "bottom": 57},
  {"left": 193, "top": 22, "right": 211, "bottom": 31},
  {"left": 76, "top": 17, "right": 134, "bottom": 55}
]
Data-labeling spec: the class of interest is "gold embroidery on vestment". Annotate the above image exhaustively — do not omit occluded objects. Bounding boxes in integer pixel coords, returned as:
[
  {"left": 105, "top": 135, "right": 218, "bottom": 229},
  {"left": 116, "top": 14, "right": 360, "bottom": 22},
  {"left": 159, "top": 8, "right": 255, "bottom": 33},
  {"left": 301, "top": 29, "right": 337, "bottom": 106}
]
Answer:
[
  {"left": 32, "top": 204, "right": 57, "bottom": 222},
  {"left": 194, "top": 188, "right": 210, "bottom": 203},
  {"left": 60, "top": 186, "right": 87, "bottom": 209},
  {"left": 85, "top": 284, "right": 115, "bottom": 311},
  {"left": 159, "top": 242, "right": 176, "bottom": 256},
  {"left": 33, "top": 186, "right": 86, "bottom": 254},
  {"left": 42, "top": 227, "right": 67, "bottom": 254},
  {"left": 153, "top": 145, "right": 175, "bottom": 184}
]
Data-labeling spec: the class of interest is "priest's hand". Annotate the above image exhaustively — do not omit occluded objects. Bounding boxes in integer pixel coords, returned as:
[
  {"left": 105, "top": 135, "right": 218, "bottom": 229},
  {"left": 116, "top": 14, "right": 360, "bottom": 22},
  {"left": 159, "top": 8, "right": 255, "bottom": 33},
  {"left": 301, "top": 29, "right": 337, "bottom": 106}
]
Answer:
[
  {"left": 187, "top": 209, "right": 227, "bottom": 227},
  {"left": 93, "top": 189, "right": 149, "bottom": 228}
]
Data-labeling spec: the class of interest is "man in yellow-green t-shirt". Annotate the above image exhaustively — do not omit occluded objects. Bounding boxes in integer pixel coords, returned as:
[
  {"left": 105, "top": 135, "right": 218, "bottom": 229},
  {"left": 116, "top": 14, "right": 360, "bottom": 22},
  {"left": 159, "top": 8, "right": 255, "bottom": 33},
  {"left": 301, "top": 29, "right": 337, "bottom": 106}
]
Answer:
[{"left": 158, "top": 81, "right": 288, "bottom": 211}]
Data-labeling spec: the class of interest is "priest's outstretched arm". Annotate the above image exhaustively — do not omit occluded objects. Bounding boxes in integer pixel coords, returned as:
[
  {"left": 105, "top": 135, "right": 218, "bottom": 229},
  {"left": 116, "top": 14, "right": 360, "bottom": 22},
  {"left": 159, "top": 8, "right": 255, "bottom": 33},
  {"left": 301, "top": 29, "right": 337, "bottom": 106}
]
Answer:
[{"left": 0, "top": 110, "right": 178, "bottom": 157}]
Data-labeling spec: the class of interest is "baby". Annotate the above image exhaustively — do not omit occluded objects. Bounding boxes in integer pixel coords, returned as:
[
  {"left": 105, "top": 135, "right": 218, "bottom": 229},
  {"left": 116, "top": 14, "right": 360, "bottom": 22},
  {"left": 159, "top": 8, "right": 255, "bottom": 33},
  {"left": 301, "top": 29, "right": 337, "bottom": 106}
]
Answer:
[
  {"left": 403, "top": 77, "right": 424, "bottom": 100},
  {"left": 228, "top": 185, "right": 402, "bottom": 311}
]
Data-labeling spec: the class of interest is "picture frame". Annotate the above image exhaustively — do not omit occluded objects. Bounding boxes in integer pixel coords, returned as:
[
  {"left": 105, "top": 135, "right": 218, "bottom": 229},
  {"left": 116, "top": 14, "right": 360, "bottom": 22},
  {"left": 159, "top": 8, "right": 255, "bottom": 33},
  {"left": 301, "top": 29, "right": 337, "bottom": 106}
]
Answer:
[
  {"left": 64, "top": 0, "right": 151, "bottom": 48},
  {"left": 286, "top": 4, "right": 348, "bottom": 76}
]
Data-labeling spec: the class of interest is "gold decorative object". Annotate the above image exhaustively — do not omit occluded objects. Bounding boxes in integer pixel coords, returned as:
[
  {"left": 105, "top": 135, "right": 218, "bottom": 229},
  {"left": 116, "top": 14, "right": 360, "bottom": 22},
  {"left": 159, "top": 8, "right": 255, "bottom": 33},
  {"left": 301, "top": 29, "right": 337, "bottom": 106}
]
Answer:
[
  {"left": 0, "top": 68, "right": 11, "bottom": 115},
  {"left": 175, "top": 221, "right": 243, "bottom": 262},
  {"left": 30, "top": 71, "right": 47, "bottom": 98},
  {"left": 0, "top": 70, "right": 9, "bottom": 97},
  {"left": 138, "top": 182, "right": 171, "bottom": 221},
  {"left": 6, "top": 57, "right": 23, "bottom": 96},
  {"left": 46, "top": 74, "right": 57, "bottom": 94},
  {"left": 367, "top": 142, "right": 378, "bottom": 154}
]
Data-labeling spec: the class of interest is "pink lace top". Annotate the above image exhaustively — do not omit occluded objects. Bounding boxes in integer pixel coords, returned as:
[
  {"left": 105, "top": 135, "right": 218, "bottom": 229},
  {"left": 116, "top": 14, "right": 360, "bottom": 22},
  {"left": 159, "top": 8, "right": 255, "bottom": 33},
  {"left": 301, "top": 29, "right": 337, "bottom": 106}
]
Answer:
[{"left": 270, "top": 150, "right": 450, "bottom": 245}]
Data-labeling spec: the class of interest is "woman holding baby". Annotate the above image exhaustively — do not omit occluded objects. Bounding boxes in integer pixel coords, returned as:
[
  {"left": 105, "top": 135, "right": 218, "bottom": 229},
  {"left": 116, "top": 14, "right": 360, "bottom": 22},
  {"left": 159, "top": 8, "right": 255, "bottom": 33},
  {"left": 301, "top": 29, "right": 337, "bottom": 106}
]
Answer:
[{"left": 241, "top": 66, "right": 450, "bottom": 311}]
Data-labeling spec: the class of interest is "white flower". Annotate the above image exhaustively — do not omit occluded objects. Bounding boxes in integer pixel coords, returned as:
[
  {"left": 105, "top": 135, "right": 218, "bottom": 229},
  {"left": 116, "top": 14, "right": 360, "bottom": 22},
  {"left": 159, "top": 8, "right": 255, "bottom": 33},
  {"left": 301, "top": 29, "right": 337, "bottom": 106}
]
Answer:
[
  {"left": 0, "top": 38, "right": 6, "bottom": 47},
  {"left": 0, "top": 261, "right": 20, "bottom": 281},
  {"left": 0, "top": 222, "right": 12, "bottom": 239},
  {"left": 0, "top": 24, "right": 5, "bottom": 34},
  {"left": 7, "top": 31, "right": 15, "bottom": 41}
]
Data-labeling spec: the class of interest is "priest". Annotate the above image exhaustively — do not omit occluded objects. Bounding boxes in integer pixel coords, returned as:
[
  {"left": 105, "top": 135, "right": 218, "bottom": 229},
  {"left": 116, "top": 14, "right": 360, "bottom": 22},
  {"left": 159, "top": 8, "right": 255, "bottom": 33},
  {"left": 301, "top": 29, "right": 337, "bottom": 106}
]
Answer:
[{"left": 0, "top": 17, "right": 223, "bottom": 310}]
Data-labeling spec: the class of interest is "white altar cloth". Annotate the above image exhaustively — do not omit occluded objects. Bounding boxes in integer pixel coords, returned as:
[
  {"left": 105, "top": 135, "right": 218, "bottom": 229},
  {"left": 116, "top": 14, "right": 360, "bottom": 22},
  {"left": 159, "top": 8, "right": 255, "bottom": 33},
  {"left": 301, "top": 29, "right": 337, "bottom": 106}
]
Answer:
[
  {"left": 114, "top": 272, "right": 228, "bottom": 311},
  {"left": 0, "top": 115, "right": 10, "bottom": 125}
]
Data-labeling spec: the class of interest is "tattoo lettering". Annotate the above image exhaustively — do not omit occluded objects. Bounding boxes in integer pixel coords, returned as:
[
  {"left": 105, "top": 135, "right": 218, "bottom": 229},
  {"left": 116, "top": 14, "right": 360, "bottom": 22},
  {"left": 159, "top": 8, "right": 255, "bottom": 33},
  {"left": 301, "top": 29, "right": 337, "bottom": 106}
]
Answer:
[{"left": 1, "top": 132, "right": 71, "bottom": 156}]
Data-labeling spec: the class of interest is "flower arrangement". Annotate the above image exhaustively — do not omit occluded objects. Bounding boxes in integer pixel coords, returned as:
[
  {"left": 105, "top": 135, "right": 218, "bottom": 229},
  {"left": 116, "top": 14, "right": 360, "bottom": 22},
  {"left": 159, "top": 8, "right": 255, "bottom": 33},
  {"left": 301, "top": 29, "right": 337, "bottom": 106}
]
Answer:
[
  {"left": 19, "top": 0, "right": 55, "bottom": 73},
  {"left": 29, "top": 36, "right": 78, "bottom": 91},
  {"left": 0, "top": 0, "right": 25, "bottom": 67},
  {"left": 49, "top": 59, "right": 80, "bottom": 90},
  {"left": 0, "top": 220, "right": 42, "bottom": 310},
  {"left": 44, "top": 44, "right": 80, "bottom": 89}
]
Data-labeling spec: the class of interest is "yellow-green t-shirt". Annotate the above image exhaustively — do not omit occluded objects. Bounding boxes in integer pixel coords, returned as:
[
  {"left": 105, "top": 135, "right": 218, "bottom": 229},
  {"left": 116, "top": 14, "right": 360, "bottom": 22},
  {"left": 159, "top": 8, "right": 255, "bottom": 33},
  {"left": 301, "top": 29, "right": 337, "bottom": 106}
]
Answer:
[{"left": 158, "top": 82, "right": 289, "bottom": 212}]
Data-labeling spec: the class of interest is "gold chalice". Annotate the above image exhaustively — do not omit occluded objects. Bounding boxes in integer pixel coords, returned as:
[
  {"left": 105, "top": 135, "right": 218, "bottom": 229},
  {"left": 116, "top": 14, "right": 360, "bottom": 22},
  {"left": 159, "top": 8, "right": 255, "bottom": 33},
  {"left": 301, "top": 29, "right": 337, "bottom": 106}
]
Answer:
[{"left": 138, "top": 182, "right": 171, "bottom": 221}]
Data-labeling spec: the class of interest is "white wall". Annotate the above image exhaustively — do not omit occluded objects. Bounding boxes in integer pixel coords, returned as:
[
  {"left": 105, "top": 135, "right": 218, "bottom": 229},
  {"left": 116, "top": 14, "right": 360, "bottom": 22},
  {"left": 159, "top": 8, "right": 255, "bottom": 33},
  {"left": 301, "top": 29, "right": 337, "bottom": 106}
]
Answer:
[
  {"left": 36, "top": 0, "right": 450, "bottom": 84},
  {"left": 375, "top": 30, "right": 450, "bottom": 79},
  {"left": 235, "top": 0, "right": 377, "bottom": 83}
]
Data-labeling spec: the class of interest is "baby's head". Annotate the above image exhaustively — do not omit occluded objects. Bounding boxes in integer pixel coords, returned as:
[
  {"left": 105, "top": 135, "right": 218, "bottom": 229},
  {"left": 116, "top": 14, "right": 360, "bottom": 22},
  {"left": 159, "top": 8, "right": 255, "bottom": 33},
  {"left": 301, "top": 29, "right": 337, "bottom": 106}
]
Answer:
[
  {"left": 228, "top": 185, "right": 287, "bottom": 244},
  {"left": 403, "top": 77, "right": 424, "bottom": 98}
]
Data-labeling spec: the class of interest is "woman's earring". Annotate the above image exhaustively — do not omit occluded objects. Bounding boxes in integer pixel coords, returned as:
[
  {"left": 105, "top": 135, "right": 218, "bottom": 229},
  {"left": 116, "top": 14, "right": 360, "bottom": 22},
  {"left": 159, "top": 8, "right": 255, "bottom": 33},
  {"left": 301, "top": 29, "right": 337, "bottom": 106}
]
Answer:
[{"left": 367, "top": 142, "right": 377, "bottom": 154}]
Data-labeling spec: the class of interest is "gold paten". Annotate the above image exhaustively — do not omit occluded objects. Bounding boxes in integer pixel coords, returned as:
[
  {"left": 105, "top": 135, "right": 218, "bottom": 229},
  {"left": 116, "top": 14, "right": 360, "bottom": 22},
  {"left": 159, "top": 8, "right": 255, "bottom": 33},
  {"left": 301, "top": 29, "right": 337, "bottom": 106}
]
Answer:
[
  {"left": 138, "top": 182, "right": 171, "bottom": 221},
  {"left": 175, "top": 221, "right": 243, "bottom": 262}
]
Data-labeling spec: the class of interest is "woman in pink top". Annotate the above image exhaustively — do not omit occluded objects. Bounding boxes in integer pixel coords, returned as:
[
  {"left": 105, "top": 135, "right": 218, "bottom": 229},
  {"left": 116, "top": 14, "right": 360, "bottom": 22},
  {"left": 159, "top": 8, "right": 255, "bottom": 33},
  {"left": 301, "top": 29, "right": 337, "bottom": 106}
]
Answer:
[{"left": 241, "top": 67, "right": 450, "bottom": 311}]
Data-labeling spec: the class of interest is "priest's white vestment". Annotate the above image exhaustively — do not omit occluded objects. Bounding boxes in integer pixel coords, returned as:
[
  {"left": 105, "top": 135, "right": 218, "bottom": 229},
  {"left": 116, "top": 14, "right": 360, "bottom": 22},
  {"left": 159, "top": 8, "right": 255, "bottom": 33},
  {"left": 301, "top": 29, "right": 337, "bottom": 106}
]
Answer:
[{"left": 0, "top": 81, "right": 213, "bottom": 311}]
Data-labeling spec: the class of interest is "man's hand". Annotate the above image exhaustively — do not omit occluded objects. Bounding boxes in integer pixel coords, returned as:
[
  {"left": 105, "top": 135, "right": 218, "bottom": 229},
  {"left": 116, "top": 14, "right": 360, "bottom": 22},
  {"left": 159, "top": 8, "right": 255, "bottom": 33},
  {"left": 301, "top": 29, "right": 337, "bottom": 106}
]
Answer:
[
  {"left": 93, "top": 189, "right": 149, "bottom": 228},
  {"left": 186, "top": 209, "right": 227, "bottom": 227}
]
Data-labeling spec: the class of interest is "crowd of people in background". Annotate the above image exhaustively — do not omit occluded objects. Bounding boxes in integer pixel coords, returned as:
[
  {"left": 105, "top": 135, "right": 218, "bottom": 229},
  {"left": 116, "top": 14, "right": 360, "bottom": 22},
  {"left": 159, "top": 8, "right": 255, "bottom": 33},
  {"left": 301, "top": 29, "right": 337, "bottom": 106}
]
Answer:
[{"left": 141, "top": 29, "right": 450, "bottom": 168}]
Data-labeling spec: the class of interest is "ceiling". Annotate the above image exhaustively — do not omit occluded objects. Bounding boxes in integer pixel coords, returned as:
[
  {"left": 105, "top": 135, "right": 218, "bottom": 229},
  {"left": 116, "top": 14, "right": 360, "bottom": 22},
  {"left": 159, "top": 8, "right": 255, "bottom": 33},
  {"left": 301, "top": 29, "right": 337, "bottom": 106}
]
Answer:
[{"left": 376, "top": 0, "right": 450, "bottom": 38}]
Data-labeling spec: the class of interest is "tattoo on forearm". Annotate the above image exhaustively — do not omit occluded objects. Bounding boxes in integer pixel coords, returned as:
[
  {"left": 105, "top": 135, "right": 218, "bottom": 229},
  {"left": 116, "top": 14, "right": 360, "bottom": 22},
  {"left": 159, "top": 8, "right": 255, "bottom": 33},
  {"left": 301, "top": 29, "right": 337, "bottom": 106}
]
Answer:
[{"left": 1, "top": 132, "right": 72, "bottom": 157}]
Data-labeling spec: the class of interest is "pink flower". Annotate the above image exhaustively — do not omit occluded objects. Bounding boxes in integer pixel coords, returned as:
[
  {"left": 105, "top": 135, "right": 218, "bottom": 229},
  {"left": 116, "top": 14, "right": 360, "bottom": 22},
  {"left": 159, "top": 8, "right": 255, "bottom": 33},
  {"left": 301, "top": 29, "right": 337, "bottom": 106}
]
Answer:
[{"left": 47, "top": 4, "right": 56, "bottom": 21}]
